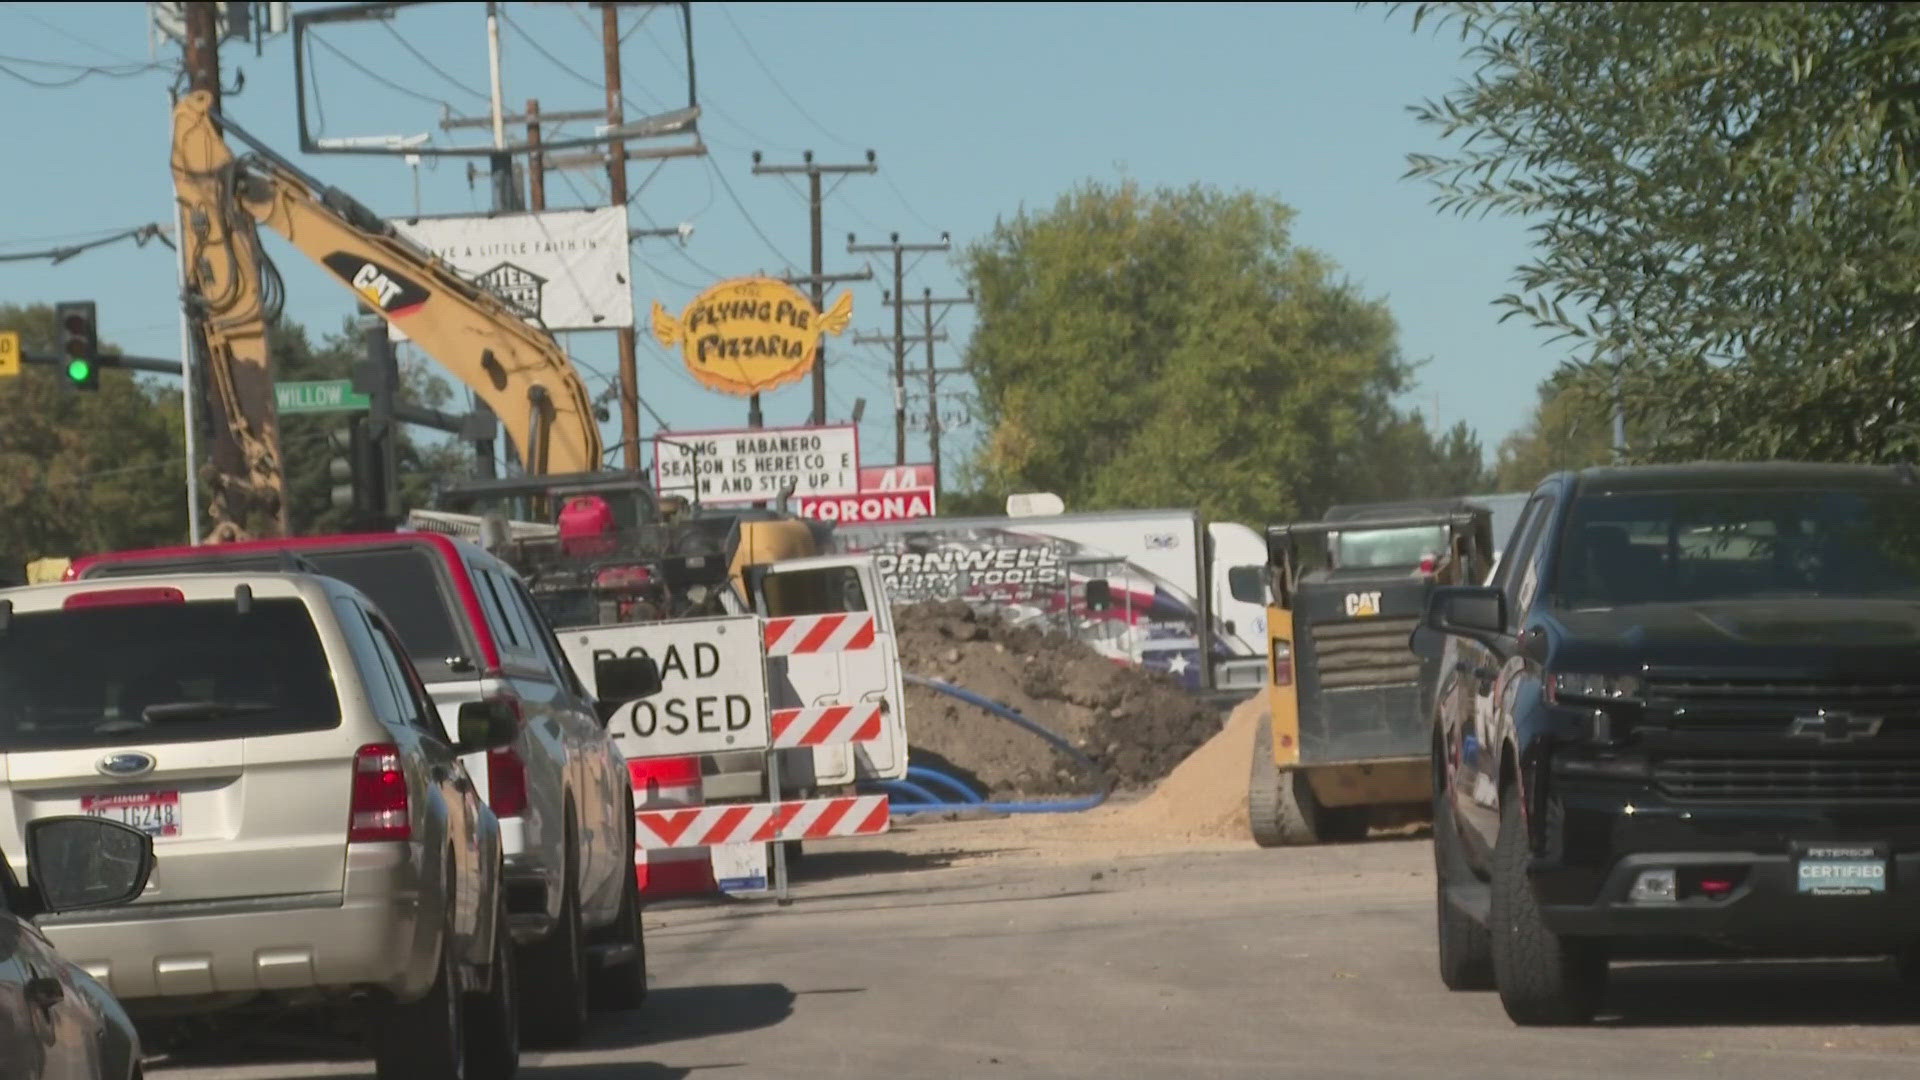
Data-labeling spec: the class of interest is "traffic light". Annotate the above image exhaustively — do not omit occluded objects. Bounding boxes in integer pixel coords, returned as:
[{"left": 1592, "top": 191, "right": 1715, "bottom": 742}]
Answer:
[
  {"left": 54, "top": 301, "right": 98, "bottom": 391},
  {"left": 327, "top": 423, "right": 358, "bottom": 511}
]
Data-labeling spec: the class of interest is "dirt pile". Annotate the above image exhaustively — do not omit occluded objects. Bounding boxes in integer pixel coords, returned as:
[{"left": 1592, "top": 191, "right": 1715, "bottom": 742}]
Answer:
[
  {"left": 1106, "top": 694, "right": 1264, "bottom": 841},
  {"left": 895, "top": 600, "right": 1229, "bottom": 797}
]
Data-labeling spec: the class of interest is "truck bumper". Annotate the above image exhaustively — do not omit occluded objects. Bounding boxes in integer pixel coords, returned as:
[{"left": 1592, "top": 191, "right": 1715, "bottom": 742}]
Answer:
[{"left": 1531, "top": 782, "right": 1920, "bottom": 953}]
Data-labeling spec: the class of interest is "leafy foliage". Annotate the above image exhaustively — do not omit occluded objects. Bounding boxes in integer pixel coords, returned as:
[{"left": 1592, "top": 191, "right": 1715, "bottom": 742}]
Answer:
[
  {"left": 958, "top": 179, "right": 1483, "bottom": 524},
  {"left": 1394, "top": 1, "right": 1920, "bottom": 463},
  {"left": 1490, "top": 371, "right": 1636, "bottom": 490},
  {"left": 0, "top": 306, "right": 472, "bottom": 565},
  {"left": 0, "top": 304, "right": 188, "bottom": 563},
  {"left": 270, "top": 320, "right": 471, "bottom": 535}
]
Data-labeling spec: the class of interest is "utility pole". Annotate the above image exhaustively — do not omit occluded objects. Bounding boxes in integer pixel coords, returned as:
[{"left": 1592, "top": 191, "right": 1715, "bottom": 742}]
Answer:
[
  {"left": 878, "top": 287, "right": 971, "bottom": 491},
  {"left": 602, "top": 3, "right": 641, "bottom": 472},
  {"left": 752, "top": 150, "right": 878, "bottom": 425},
  {"left": 848, "top": 231, "right": 949, "bottom": 463},
  {"left": 525, "top": 98, "right": 545, "bottom": 211},
  {"left": 180, "top": 1, "right": 292, "bottom": 539}
]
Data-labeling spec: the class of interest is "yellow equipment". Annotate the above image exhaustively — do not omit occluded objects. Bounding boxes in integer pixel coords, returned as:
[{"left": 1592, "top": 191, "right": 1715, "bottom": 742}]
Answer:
[
  {"left": 170, "top": 91, "right": 602, "bottom": 541},
  {"left": 1250, "top": 500, "right": 1494, "bottom": 845}
]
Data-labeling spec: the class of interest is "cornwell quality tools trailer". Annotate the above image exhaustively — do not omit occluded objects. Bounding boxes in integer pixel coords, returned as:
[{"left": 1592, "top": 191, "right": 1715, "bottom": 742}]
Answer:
[
  {"left": 828, "top": 508, "right": 1273, "bottom": 696},
  {"left": 1250, "top": 501, "right": 1495, "bottom": 845}
]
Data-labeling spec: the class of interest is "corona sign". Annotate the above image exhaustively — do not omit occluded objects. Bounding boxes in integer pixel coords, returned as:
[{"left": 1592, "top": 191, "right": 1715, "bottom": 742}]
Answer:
[{"left": 650, "top": 277, "right": 852, "bottom": 397}]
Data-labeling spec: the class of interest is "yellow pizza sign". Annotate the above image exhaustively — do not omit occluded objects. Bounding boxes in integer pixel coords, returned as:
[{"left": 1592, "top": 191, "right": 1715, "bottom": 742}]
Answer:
[{"left": 650, "top": 277, "right": 852, "bottom": 397}]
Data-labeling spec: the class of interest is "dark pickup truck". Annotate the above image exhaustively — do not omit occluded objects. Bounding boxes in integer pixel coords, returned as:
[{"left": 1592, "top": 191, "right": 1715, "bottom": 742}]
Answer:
[{"left": 1417, "top": 462, "right": 1920, "bottom": 1025}]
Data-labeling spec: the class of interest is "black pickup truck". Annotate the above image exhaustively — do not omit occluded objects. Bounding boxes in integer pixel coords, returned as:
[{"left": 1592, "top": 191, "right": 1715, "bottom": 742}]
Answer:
[{"left": 1416, "top": 462, "right": 1920, "bottom": 1025}]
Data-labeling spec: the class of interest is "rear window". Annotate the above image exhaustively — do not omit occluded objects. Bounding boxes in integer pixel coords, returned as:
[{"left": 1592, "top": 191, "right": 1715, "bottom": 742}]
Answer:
[
  {"left": 1333, "top": 525, "right": 1447, "bottom": 569},
  {"left": 301, "top": 549, "right": 470, "bottom": 678},
  {"left": 0, "top": 597, "right": 340, "bottom": 751},
  {"left": 86, "top": 546, "right": 472, "bottom": 682}
]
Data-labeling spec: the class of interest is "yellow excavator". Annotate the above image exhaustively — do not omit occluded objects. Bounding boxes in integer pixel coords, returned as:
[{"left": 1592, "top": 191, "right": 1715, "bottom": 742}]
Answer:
[
  {"left": 171, "top": 90, "right": 830, "bottom": 580},
  {"left": 170, "top": 89, "right": 601, "bottom": 541}
]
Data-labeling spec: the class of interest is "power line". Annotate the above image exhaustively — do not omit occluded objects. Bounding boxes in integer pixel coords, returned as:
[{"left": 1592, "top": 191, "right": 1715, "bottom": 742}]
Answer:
[
  {"left": 0, "top": 57, "right": 169, "bottom": 88},
  {"left": 308, "top": 32, "right": 456, "bottom": 111},
  {"left": 708, "top": 156, "right": 789, "bottom": 263},
  {"left": 0, "top": 223, "right": 174, "bottom": 264},
  {"left": 379, "top": 20, "right": 489, "bottom": 102},
  {"left": 2, "top": 2, "right": 145, "bottom": 64},
  {"left": 884, "top": 173, "right": 942, "bottom": 234},
  {"left": 716, "top": 3, "right": 859, "bottom": 151}
]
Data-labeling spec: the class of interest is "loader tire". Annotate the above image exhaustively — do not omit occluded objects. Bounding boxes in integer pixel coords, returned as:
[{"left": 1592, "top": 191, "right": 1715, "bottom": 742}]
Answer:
[{"left": 1249, "top": 722, "right": 1315, "bottom": 847}]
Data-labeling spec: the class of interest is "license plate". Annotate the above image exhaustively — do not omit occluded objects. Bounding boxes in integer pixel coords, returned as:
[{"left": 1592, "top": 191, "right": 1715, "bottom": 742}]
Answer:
[
  {"left": 1796, "top": 844, "right": 1886, "bottom": 896},
  {"left": 81, "top": 791, "right": 181, "bottom": 838}
]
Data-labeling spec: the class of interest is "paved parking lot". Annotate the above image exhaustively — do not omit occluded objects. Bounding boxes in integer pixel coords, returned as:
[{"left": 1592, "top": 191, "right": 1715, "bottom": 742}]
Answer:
[{"left": 153, "top": 825, "right": 1920, "bottom": 1080}]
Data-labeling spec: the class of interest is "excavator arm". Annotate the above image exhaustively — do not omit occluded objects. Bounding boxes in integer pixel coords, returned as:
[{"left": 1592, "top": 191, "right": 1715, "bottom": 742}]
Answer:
[
  {"left": 172, "top": 91, "right": 605, "bottom": 490},
  {"left": 171, "top": 90, "right": 288, "bottom": 541}
]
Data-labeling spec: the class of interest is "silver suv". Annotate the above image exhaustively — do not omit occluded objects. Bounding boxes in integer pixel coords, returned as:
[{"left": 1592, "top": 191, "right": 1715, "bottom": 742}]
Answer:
[
  {"left": 69, "top": 532, "right": 650, "bottom": 1046},
  {"left": 0, "top": 572, "right": 520, "bottom": 1079}
]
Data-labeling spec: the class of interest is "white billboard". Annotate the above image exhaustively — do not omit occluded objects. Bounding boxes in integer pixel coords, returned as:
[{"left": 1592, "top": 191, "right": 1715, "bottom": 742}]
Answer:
[
  {"left": 388, "top": 205, "right": 634, "bottom": 332},
  {"left": 652, "top": 424, "right": 861, "bottom": 506}
]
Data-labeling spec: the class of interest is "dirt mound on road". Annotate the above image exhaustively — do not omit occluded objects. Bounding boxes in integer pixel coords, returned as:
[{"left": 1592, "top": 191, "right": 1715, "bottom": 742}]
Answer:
[
  {"left": 1107, "top": 694, "right": 1264, "bottom": 841},
  {"left": 896, "top": 601, "right": 1229, "bottom": 797}
]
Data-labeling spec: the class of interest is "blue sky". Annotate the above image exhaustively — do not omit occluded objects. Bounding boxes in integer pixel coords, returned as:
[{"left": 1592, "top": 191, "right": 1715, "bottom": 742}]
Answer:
[{"left": 0, "top": 1, "right": 1550, "bottom": 482}]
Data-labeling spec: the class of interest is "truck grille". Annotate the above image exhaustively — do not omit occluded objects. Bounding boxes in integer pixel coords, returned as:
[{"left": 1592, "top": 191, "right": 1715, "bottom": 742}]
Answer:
[
  {"left": 1654, "top": 757, "right": 1920, "bottom": 802},
  {"left": 1308, "top": 616, "right": 1421, "bottom": 689},
  {"left": 1645, "top": 675, "right": 1920, "bottom": 702}
]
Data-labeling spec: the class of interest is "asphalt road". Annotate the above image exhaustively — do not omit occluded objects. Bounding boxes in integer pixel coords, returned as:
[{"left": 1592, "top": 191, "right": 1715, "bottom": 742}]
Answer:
[{"left": 152, "top": 827, "right": 1920, "bottom": 1080}]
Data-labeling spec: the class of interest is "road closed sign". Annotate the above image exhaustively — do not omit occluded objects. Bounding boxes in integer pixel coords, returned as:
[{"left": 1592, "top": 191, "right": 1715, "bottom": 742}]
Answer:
[
  {"left": 559, "top": 616, "right": 770, "bottom": 757},
  {"left": 652, "top": 423, "right": 860, "bottom": 506}
]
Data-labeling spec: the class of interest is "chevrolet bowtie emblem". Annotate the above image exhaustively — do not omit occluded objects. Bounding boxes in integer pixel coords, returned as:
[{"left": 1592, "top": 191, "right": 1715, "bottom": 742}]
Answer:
[{"left": 1788, "top": 711, "right": 1883, "bottom": 744}]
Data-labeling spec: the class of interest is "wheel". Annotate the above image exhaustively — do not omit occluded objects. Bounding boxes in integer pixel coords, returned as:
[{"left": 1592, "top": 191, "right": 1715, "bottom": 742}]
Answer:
[
  {"left": 374, "top": 913, "right": 466, "bottom": 1080},
  {"left": 1490, "top": 784, "right": 1606, "bottom": 1025},
  {"left": 1248, "top": 721, "right": 1314, "bottom": 846},
  {"left": 1433, "top": 765, "right": 1494, "bottom": 991},
  {"left": 589, "top": 802, "right": 648, "bottom": 1012},
  {"left": 518, "top": 828, "right": 590, "bottom": 1048},
  {"left": 464, "top": 880, "right": 521, "bottom": 1080}
]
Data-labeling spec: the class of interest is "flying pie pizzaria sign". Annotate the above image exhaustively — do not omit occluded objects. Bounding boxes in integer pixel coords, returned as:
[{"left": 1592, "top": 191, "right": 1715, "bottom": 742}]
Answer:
[{"left": 650, "top": 277, "right": 852, "bottom": 397}]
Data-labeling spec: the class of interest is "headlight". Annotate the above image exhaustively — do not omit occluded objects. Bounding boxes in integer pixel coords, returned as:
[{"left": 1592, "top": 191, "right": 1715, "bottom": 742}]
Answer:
[{"left": 1548, "top": 672, "right": 1643, "bottom": 705}]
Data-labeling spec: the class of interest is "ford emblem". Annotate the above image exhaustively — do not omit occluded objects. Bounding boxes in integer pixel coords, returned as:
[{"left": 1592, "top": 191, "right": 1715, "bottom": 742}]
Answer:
[{"left": 97, "top": 752, "right": 155, "bottom": 778}]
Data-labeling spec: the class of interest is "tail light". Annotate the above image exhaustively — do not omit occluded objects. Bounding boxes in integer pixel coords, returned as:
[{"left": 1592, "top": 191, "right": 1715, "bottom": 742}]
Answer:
[
  {"left": 629, "top": 756, "right": 702, "bottom": 808},
  {"left": 1271, "top": 640, "right": 1293, "bottom": 687},
  {"left": 488, "top": 749, "right": 530, "bottom": 817},
  {"left": 349, "top": 744, "right": 410, "bottom": 843},
  {"left": 479, "top": 691, "right": 528, "bottom": 817}
]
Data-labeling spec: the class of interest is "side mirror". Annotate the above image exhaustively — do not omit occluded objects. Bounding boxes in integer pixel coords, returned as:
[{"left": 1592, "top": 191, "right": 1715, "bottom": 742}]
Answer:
[
  {"left": 1084, "top": 579, "right": 1112, "bottom": 612},
  {"left": 456, "top": 698, "right": 519, "bottom": 753},
  {"left": 596, "top": 654, "right": 663, "bottom": 703},
  {"left": 1424, "top": 586, "right": 1509, "bottom": 642},
  {"left": 24, "top": 817, "right": 154, "bottom": 914}
]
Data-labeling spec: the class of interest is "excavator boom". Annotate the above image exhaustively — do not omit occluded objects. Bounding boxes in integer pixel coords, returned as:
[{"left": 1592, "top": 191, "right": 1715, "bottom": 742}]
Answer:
[{"left": 172, "top": 91, "right": 605, "bottom": 483}]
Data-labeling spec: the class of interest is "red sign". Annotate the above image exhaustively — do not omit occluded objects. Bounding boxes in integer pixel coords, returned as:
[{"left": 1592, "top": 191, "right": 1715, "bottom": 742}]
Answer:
[{"left": 796, "top": 464, "right": 936, "bottom": 523}]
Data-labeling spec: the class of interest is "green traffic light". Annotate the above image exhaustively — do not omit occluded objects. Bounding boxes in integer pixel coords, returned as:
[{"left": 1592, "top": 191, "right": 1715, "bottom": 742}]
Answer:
[{"left": 66, "top": 358, "right": 92, "bottom": 382}]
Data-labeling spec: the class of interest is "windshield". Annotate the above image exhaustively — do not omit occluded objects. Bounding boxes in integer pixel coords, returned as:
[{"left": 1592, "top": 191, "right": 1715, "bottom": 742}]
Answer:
[
  {"left": 0, "top": 598, "right": 340, "bottom": 751},
  {"left": 1332, "top": 525, "right": 1447, "bottom": 569},
  {"left": 1549, "top": 489, "right": 1920, "bottom": 607}
]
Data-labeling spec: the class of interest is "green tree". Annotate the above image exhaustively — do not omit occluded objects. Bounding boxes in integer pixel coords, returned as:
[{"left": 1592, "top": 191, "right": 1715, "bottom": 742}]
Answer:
[
  {"left": 1490, "top": 373, "right": 1625, "bottom": 490},
  {"left": 272, "top": 319, "right": 473, "bottom": 535},
  {"left": 960, "top": 179, "right": 1470, "bottom": 524},
  {"left": 1396, "top": 1, "right": 1920, "bottom": 463},
  {"left": 0, "top": 304, "right": 189, "bottom": 562}
]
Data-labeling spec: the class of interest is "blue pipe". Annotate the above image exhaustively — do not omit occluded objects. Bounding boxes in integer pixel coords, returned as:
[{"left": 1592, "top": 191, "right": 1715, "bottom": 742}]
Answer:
[{"left": 869, "top": 674, "right": 1111, "bottom": 815}]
